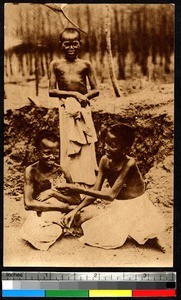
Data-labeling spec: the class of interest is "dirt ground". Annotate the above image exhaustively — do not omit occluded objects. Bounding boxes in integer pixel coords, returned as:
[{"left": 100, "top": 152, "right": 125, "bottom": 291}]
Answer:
[{"left": 4, "top": 78, "right": 173, "bottom": 267}]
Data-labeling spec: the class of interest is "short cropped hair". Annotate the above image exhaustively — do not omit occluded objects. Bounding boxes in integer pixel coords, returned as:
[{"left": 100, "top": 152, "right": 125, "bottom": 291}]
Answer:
[
  {"left": 59, "top": 27, "right": 81, "bottom": 42},
  {"left": 109, "top": 123, "right": 135, "bottom": 149},
  {"left": 34, "top": 130, "right": 60, "bottom": 149}
]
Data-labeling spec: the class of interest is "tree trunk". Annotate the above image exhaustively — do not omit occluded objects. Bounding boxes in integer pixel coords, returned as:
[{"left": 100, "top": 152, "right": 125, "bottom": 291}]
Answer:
[
  {"left": 35, "top": 48, "right": 39, "bottom": 96},
  {"left": 105, "top": 5, "right": 121, "bottom": 97}
]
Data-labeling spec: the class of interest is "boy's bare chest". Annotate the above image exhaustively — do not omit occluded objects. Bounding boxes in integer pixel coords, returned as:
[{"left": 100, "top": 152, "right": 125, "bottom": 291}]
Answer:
[
  {"left": 34, "top": 168, "right": 66, "bottom": 186},
  {"left": 105, "top": 167, "right": 120, "bottom": 185},
  {"left": 55, "top": 62, "right": 87, "bottom": 79}
]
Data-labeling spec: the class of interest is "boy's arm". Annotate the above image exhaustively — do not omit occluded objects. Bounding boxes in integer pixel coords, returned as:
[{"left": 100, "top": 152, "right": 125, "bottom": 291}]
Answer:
[
  {"left": 85, "top": 61, "right": 99, "bottom": 100},
  {"left": 51, "top": 190, "right": 81, "bottom": 205},
  {"left": 62, "top": 159, "right": 134, "bottom": 228},
  {"left": 59, "top": 157, "right": 111, "bottom": 200},
  {"left": 109, "top": 158, "right": 135, "bottom": 199},
  {"left": 24, "top": 167, "right": 70, "bottom": 212},
  {"left": 56, "top": 167, "right": 81, "bottom": 205},
  {"left": 36, "top": 166, "right": 81, "bottom": 205},
  {"left": 58, "top": 157, "right": 108, "bottom": 200},
  {"left": 60, "top": 183, "right": 112, "bottom": 200},
  {"left": 61, "top": 158, "right": 106, "bottom": 228},
  {"left": 70, "top": 159, "right": 106, "bottom": 207},
  {"left": 49, "top": 61, "right": 58, "bottom": 97},
  {"left": 79, "top": 158, "right": 134, "bottom": 201},
  {"left": 60, "top": 157, "right": 134, "bottom": 201},
  {"left": 36, "top": 189, "right": 81, "bottom": 205}
]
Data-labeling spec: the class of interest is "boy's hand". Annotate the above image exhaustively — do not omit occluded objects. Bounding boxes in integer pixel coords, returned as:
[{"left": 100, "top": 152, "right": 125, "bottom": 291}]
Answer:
[
  {"left": 74, "top": 92, "right": 89, "bottom": 107},
  {"left": 57, "top": 184, "right": 72, "bottom": 195},
  {"left": 79, "top": 99, "right": 88, "bottom": 108},
  {"left": 79, "top": 96, "right": 89, "bottom": 108},
  {"left": 60, "top": 210, "right": 77, "bottom": 228},
  {"left": 36, "top": 189, "right": 53, "bottom": 202},
  {"left": 57, "top": 183, "right": 81, "bottom": 194}
]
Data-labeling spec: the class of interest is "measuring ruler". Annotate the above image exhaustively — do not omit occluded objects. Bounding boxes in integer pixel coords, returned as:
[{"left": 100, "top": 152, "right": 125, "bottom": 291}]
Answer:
[{"left": 2, "top": 271, "right": 176, "bottom": 297}]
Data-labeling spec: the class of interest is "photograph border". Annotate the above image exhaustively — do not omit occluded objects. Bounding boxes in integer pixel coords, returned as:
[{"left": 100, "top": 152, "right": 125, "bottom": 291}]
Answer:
[{"left": 1, "top": 0, "right": 181, "bottom": 298}]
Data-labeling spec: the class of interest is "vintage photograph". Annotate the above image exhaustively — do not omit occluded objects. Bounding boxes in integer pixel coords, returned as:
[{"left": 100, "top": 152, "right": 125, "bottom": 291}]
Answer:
[{"left": 4, "top": 3, "right": 174, "bottom": 267}]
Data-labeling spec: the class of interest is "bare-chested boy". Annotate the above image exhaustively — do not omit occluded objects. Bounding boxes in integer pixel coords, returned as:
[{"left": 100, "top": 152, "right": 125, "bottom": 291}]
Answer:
[
  {"left": 49, "top": 28, "right": 99, "bottom": 186},
  {"left": 21, "top": 130, "right": 81, "bottom": 251},
  {"left": 59, "top": 123, "right": 166, "bottom": 252}
]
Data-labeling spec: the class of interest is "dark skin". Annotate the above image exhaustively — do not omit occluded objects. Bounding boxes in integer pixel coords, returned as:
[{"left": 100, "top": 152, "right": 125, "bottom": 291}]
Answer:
[
  {"left": 57, "top": 131, "right": 166, "bottom": 253},
  {"left": 58, "top": 131, "right": 145, "bottom": 227},
  {"left": 49, "top": 31, "right": 99, "bottom": 107},
  {"left": 24, "top": 138, "right": 81, "bottom": 214}
]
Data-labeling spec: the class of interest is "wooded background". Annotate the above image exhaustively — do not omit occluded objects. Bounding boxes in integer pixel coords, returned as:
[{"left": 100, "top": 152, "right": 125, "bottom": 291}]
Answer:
[{"left": 5, "top": 3, "right": 174, "bottom": 83}]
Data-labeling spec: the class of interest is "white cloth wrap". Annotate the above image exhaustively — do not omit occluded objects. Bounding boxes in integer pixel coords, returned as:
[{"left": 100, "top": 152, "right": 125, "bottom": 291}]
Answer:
[
  {"left": 79, "top": 193, "right": 166, "bottom": 249},
  {"left": 21, "top": 209, "right": 63, "bottom": 251},
  {"left": 59, "top": 97, "right": 98, "bottom": 185}
]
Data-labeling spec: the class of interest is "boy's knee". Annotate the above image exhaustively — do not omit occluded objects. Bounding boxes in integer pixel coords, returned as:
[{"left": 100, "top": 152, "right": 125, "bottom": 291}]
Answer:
[{"left": 79, "top": 205, "right": 99, "bottom": 224}]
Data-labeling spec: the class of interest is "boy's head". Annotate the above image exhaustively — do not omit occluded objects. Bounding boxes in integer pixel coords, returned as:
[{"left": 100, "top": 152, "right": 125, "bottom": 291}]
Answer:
[
  {"left": 103, "top": 123, "right": 135, "bottom": 160},
  {"left": 59, "top": 28, "right": 81, "bottom": 59},
  {"left": 34, "top": 130, "right": 60, "bottom": 166},
  {"left": 109, "top": 123, "right": 135, "bottom": 149}
]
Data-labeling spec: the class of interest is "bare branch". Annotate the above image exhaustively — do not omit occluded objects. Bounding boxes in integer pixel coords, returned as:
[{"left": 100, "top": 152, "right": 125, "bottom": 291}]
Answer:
[{"left": 44, "top": 4, "right": 87, "bottom": 34}]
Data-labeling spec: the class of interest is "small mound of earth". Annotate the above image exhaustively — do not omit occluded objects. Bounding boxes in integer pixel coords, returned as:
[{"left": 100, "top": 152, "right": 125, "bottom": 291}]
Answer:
[{"left": 145, "top": 155, "right": 173, "bottom": 208}]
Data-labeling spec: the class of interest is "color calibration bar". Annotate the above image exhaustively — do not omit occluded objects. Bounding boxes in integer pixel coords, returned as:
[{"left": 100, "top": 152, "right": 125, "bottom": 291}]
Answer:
[{"left": 2, "top": 272, "right": 176, "bottom": 298}]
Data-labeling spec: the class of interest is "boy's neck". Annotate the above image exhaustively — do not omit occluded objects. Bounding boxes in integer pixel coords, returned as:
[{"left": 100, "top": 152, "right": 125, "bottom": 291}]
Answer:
[{"left": 64, "top": 54, "right": 79, "bottom": 61}]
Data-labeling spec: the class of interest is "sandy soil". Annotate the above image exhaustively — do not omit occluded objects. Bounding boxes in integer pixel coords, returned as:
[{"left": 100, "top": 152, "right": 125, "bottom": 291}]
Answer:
[{"left": 4, "top": 79, "right": 174, "bottom": 267}]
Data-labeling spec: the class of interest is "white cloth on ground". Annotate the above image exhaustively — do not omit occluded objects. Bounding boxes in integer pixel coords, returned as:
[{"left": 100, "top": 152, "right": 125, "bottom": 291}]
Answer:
[
  {"left": 21, "top": 198, "right": 64, "bottom": 251},
  {"left": 79, "top": 193, "right": 166, "bottom": 249}
]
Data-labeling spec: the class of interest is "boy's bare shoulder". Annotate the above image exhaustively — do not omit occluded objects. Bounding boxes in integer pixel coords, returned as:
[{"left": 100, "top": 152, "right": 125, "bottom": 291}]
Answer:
[
  {"left": 24, "top": 162, "right": 39, "bottom": 182},
  {"left": 50, "top": 59, "right": 64, "bottom": 67},
  {"left": 78, "top": 58, "right": 92, "bottom": 67},
  {"left": 25, "top": 162, "right": 38, "bottom": 174}
]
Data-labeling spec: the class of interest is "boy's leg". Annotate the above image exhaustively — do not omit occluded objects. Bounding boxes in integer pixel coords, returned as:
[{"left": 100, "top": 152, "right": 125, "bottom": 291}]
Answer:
[
  {"left": 64, "top": 205, "right": 99, "bottom": 238},
  {"left": 78, "top": 205, "right": 100, "bottom": 225}
]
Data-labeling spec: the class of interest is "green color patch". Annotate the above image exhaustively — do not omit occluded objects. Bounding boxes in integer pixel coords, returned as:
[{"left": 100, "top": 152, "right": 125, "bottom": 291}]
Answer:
[{"left": 46, "top": 290, "right": 89, "bottom": 297}]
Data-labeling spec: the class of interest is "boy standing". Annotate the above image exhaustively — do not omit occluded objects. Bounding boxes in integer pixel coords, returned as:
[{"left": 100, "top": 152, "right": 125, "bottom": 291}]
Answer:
[
  {"left": 49, "top": 28, "right": 99, "bottom": 186},
  {"left": 21, "top": 130, "right": 81, "bottom": 251}
]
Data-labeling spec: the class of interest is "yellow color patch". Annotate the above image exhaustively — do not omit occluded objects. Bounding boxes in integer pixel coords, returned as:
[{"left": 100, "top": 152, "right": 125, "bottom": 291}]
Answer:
[{"left": 89, "top": 290, "right": 132, "bottom": 297}]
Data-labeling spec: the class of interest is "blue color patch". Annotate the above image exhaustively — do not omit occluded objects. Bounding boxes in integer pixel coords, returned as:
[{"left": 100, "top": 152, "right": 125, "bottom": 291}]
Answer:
[{"left": 2, "top": 289, "right": 45, "bottom": 297}]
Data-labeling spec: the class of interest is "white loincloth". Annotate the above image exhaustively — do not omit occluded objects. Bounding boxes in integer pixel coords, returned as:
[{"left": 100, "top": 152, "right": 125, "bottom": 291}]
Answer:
[
  {"left": 21, "top": 197, "right": 64, "bottom": 251},
  {"left": 59, "top": 98, "right": 98, "bottom": 185},
  {"left": 79, "top": 193, "right": 166, "bottom": 249}
]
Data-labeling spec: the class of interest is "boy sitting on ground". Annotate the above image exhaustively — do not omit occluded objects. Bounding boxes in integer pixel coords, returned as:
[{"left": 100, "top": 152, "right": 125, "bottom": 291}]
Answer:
[{"left": 21, "top": 130, "right": 81, "bottom": 251}]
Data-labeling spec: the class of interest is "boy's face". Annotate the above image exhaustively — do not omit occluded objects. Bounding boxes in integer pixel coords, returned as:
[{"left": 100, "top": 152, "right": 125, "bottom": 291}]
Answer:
[
  {"left": 104, "top": 131, "right": 126, "bottom": 161},
  {"left": 61, "top": 32, "right": 81, "bottom": 59},
  {"left": 38, "top": 138, "right": 60, "bottom": 167}
]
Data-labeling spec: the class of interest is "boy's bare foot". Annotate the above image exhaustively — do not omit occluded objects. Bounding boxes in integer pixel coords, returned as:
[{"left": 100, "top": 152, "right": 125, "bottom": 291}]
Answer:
[{"left": 64, "top": 226, "right": 83, "bottom": 237}]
